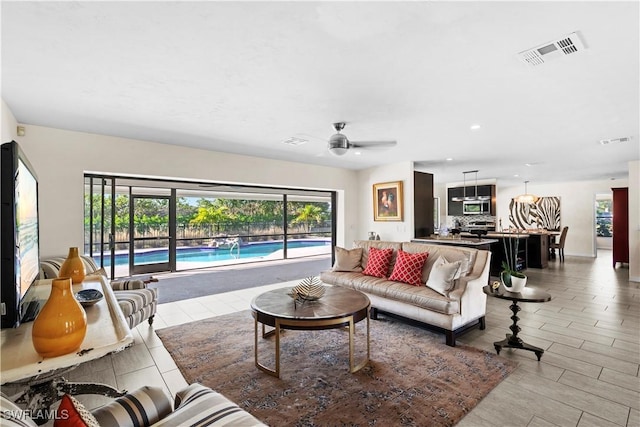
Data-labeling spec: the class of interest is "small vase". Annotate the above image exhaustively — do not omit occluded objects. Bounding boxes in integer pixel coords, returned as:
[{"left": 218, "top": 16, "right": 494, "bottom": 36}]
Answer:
[
  {"left": 509, "top": 275, "right": 527, "bottom": 292},
  {"left": 502, "top": 273, "right": 527, "bottom": 293},
  {"left": 59, "top": 247, "right": 86, "bottom": 284},
  {"left": 32, "top": 277, "right": 87, "bottom": 358}
]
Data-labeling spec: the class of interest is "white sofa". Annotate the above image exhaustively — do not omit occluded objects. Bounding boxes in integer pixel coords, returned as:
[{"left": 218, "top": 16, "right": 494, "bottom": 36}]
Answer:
[{"left": 320, "top": 240, "right": 491, "bottom": 346}]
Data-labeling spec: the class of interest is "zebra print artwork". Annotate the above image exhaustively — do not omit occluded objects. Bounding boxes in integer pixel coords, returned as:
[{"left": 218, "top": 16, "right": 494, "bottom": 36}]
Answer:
[{"left": 509, "top": 197, "right": 561, "bottom": 230}]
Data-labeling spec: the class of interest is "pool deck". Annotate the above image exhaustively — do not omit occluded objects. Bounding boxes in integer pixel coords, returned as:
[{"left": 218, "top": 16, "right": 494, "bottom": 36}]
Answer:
[{"left": 111, "top": 243, "right": 331, "bottom": 278}]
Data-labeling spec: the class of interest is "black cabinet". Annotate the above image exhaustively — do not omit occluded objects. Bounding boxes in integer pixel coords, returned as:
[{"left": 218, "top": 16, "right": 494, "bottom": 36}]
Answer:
[
  {"left": 447, "top": 185, "right": 496, "bottom": 215},
  {"left": 526, "top": 234, "right": 549, "bottom": 269},
  {"left": 447, "top": 187, "right": 464, "bottom": 215},
  {"left": 414, "top": 171, "right": 434, "bottom": 238}
]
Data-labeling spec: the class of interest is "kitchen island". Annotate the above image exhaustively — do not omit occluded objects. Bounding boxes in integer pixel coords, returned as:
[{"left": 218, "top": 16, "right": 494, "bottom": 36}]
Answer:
[
  {"left": 461, "top": 230, "right": 556, "bottom": 274},
  {"left": 415, "top": 230, "right": 554, "bottom": 276}
]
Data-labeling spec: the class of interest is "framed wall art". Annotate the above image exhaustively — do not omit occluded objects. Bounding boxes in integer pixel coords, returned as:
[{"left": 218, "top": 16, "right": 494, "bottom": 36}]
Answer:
[
  {"left": 373, "top": 181, "right": 403, "bottom": 221},
  {"left": 509, "top": 196, "right": 561, "bottom": 230}
]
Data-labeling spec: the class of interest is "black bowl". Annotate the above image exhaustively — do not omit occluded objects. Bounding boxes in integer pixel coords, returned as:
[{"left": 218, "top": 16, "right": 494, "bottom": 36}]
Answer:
[{"left": 75, "top": 289, "right": 104, "bottom": 307}]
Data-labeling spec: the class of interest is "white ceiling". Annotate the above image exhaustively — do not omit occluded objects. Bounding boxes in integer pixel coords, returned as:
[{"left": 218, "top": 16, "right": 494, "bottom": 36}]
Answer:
[{"left": 2, "top": 1, "right": 638, "bottom": 185}]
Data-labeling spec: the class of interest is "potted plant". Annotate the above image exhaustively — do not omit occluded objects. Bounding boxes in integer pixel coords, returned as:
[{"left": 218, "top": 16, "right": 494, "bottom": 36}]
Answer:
[{"left": 500, "top": 230, "right": 527, "bottom": 292}]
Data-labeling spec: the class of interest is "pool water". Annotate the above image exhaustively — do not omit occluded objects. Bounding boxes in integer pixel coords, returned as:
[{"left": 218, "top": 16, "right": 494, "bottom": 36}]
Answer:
[{"left": 95, "top": 240, "right": 330, "bottom": 266}]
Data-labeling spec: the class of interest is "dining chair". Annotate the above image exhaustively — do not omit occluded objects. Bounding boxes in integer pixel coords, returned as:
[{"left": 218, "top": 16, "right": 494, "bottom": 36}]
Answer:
[{"left": 549, "top": 226, "right": 569, "bottom": 261}]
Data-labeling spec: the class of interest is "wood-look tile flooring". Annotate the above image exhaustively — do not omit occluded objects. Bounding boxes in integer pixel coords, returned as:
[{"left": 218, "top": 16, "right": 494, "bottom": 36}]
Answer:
[{"left": 27, "top": 250, "right": 640, "bottom": 426}]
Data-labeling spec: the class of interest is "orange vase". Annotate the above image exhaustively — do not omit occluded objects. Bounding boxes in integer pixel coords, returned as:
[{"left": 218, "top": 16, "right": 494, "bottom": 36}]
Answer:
[
  {"left": 32, "top": 277, "right": 88, "bottom": 358},
  {"left": 59, "top": 247, "right": 86, "bottom": 284}
]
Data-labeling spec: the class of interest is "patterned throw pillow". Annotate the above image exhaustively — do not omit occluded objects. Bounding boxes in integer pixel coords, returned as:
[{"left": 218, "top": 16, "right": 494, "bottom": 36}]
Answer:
[
  {"left": 425, "top": 256, "right": 462, "bottom": 296},
  {"left": 332, "top": 247, "right": 364, "bottom": 272},
  {"left": 362, "top": 247, "right": 394, "bottom": 278},
  {"left": 54, "top": 395, "right": 100, "bottom": 427},
  {"left": 389, "top": 249, "right": 429, "bottom": 286}
]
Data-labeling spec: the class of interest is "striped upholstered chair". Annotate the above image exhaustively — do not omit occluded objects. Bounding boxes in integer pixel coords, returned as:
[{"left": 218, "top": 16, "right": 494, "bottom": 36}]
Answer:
[
  {"left": 1, "top": 383, "right": 265, "bottom": 426},
  {"left": 40, "top": 255, "right": 157, "bottom": 328}
]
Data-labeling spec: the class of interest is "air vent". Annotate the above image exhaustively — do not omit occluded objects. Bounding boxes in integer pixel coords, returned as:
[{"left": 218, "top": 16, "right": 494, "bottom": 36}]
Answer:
[
  {"left": 517, "top": 31, "right": 586, "bottom": 67},
  {"left": 282, "top": 137, "right": 308, "bottom": 146},
  {"left": 599, "top": 137, "right": 631, "bottom": 145}
]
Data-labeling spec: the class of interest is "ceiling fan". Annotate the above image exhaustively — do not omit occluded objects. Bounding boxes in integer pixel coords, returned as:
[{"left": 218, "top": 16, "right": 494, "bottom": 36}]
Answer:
[{"left": 327, "top": 122, "right": 397, "bottom": 156}]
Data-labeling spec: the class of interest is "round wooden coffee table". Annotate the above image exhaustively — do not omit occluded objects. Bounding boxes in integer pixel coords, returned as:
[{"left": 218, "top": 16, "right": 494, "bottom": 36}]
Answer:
[{"left": 250, "top": 285, "right": 370, "bottom": 378}]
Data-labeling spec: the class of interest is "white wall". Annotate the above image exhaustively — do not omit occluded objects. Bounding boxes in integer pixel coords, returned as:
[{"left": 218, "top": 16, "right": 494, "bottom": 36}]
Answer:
[
  {"left": 12, "top": 122, "right": 360, "bottom": 257},
  {"left": 1, "top": 99, "right": 18, "bottom": 142},
  {"left": 356, "top": 162, "right": 415, "bottom": 242}
]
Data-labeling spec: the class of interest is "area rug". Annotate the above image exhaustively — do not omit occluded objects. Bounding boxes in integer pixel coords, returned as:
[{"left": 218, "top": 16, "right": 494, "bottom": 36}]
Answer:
[{"left": 157, "top": 311, "right": 516, "bottom": 426}]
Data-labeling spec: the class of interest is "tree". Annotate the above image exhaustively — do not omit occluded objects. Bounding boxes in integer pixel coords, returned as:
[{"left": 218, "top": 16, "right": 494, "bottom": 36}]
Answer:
[
  {"left": 291, "top": 204, "right": 324, "bottom": 233},
  {"left": 190, "top": 199, "right": 232, "bottom": 227}
]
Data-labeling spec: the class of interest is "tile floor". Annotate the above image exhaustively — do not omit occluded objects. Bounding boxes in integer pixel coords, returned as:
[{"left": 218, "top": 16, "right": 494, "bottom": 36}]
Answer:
[{"left": 15, "top": 250, "right": 640, "bottom": 426}]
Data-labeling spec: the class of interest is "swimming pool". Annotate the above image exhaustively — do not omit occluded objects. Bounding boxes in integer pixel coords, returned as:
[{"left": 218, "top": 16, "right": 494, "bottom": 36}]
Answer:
[{"left": 95, "top": 240, "right": 331, "bottom": 267}]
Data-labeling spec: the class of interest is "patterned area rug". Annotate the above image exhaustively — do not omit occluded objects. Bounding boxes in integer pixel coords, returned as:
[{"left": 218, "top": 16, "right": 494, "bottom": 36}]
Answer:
[{"left": 157, "top": 310, "right": 516, "bottom": 426}]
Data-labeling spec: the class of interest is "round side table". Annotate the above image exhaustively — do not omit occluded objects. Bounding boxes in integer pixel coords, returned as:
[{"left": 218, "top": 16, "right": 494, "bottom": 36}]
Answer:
[{"left": 483, "top": 285, "right": 551, "bottom": 361}]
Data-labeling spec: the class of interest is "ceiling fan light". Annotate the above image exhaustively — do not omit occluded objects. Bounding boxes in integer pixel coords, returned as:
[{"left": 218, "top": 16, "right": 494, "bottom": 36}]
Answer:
[
  {"left": 328, "top": 133, "right": 349, "bottom": 155},
  {"left": 329, "top": 146, "right": 348, "bottom": 156}
]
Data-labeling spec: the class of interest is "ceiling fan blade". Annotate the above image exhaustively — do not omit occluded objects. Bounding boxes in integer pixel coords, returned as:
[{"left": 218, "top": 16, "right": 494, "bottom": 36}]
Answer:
[{"left": 349, "top": 140, "right": 397, "bottom": 149}]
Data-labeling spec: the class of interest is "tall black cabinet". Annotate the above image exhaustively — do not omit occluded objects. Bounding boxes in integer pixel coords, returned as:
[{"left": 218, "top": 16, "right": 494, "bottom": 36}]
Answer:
[{"left": 414, "top": 171, "right": 434, "bottom": 238}]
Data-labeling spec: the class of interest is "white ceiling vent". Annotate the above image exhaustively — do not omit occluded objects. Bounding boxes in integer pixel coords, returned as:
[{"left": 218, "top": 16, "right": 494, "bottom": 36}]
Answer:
[
  {"left": 599, "top": 137, "right": 631, "bottom": 145},
  {"left": 517, "top": 31, "right": 586, "bottom": 67},
  {"left": 282, "top": 136, "right": 308, "bottom": 146}
]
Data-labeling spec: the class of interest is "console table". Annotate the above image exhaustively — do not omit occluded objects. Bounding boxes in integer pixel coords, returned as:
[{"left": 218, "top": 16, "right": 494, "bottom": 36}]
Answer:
[
  {"left": 483, "top": 285, "right": 551, "bottom": 361},
  {"left": 1, "top": 275, "right": 133, "bottom": 424}
]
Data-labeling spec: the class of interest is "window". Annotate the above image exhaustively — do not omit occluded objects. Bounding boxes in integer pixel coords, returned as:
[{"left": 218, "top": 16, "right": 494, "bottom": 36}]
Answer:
[{"left": 595, "top": 200, "right": 613, "bottom": 237}]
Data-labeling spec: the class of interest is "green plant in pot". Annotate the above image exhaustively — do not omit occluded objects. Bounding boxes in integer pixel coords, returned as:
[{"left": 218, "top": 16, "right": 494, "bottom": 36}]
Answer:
[{"left": 500, "top": 231, "right": 527, "bottom": 292}]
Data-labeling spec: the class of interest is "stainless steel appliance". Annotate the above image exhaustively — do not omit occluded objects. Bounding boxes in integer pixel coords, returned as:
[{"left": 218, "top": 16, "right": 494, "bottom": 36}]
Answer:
[{"left": 463, "top": 200, "right": 490, "bottom": 215}]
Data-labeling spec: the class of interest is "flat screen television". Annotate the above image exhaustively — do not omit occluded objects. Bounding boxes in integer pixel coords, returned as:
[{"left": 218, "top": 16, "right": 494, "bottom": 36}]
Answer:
[{"left": 1, "top": 140, "right": 41, "bottom": 328}]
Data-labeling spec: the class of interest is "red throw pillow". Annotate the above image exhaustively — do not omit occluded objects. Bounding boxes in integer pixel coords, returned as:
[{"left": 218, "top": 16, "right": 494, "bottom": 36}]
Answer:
[
  {"left": 389, "top": 249, "right": 429, "bottom": 286},
  {"left": 362, "top": 247, "right": 394, "bottom": 278},
  {"left": 54, "top": 394, "right": 100, "bottom": 427}
]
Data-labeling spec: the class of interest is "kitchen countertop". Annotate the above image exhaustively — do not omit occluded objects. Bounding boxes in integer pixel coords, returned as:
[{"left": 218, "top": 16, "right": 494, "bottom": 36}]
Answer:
[
  {"left": 412, "top": 237, "right": 499, "bottom": 246},
  {"left": 461, "top": 232, "right": 530, "bottom": 239}
]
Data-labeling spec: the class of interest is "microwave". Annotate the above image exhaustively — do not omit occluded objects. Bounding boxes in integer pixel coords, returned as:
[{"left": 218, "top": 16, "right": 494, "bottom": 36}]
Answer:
[{"left": 463, "top": 200, "right": 489, "bottom": 215}]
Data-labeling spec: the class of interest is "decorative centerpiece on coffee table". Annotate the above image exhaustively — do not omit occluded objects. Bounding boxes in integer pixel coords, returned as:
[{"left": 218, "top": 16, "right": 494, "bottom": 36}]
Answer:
[{"left": 289, "top": 276, "right": 325, "bottom": 308}]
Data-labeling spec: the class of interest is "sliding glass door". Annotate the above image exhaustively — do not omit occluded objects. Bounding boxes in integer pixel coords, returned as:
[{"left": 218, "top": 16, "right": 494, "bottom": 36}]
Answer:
[{"left": 130, "top": 194, "right": 175, "bottom": 275}]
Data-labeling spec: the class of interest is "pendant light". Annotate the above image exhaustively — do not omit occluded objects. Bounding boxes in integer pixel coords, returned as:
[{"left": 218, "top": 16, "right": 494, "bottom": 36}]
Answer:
[
  {"left": 514, "top": 181, "right": 539, "bottom": 204},
  {"left": 452, "top": 170, "right": 490, "bottom": 202},
  {"left": 451, "top": 171, "right": 470, "bottom": 201},
  {"left": 464, "top": 170, "right": 479, "bottom": 201}
]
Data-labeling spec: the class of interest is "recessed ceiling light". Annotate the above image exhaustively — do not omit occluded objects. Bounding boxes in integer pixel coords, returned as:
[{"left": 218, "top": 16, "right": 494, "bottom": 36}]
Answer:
[
  {"left": 354, "top": 151, "right": 361, "bottom": 155},
  {"left": 514, "top": 174, "right": 520, "bottom": 177},
  {"left": 470, "top": 124, "right": 481, "bottom": 130},
  {"left": 446, "top": 157, "right": 453, "bottom": 161}
]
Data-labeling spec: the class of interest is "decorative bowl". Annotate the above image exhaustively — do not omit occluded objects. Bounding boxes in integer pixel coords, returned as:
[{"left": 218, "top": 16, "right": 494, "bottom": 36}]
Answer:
[
  {"left": 289, "top": 277, "right": 325, "bottom": 301},
  {"left": 75, "top": 289, "right": 104, "bottom": 307}
]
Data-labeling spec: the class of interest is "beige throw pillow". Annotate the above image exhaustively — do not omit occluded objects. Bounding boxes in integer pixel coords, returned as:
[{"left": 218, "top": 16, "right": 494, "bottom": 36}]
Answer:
[
  {"left": 332, "top": 247, "right": 364, "bottom": 272},
  {"left": 425, "top": 256, "right": 462, "bottom": 296}
]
